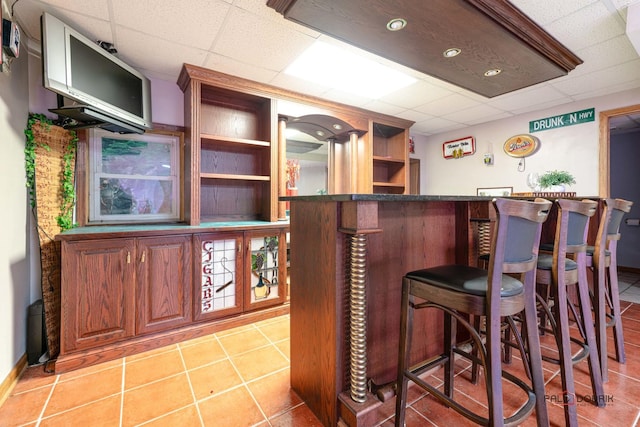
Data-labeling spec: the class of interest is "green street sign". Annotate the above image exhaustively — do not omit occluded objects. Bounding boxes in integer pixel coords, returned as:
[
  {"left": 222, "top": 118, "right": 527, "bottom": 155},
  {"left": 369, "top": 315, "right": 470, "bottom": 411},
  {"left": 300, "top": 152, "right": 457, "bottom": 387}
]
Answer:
[{"left": 529, "top": 108, "right": 595, "bottom": 132}]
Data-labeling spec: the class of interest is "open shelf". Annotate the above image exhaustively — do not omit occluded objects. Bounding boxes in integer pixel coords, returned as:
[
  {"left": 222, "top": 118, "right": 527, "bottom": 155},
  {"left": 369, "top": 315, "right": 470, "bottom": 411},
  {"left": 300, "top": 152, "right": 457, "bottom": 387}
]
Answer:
[
  {"left": 371, "top": 122, "right": 408, "bottom": 194},
  {"left": 180, "top": 64, "right": 276, "bottom": 225}
]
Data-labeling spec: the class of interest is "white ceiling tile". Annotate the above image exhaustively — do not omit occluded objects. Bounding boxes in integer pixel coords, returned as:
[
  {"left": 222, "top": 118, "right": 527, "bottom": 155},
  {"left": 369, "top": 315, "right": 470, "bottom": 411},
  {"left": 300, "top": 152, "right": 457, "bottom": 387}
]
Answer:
[
  {"left": 201, "top": 53, "right": 278, "bottom": 84},
  {"left": 396, "top": 110, "right": 435, "bottom": 123},
  {"left": 111, "top": 0, "right": 229, "bottom": 50},
  {"left": 510, "top": 98, "right": 577, "bottom": 116},
  {"left": 116, "top": 27, "right": 208, "bottom": 80},
  {"left": 320, "top": 89, "right": 371, "bottom": 107},
  {"left": 510, "top": 0, "right": 599, "bottom": 25},
  {"left": 361, "top": 101, "right": 406, "bottom": 117},
  {"left": 268, "top": 73, "right": 330, "bottom": 98},
  {"left": 212, "top": 6, "right": 315, "bottom": 71},
  {"left": 572, "top": 75, "right": 640, "bottom": 100},
  {"left": 378, "top": 80, "right": 454, "bottom": 109},
  {"left": 414, "top": 93, "right": 481, "bottom": 116},
  {"left": 572, "top": 35, "right": 639, "bottom": 75},
  {"left": 551, "top": 58, "right": 640, "bottom": 95},
  {"left": 487, "top": 85, "right": 570, "bottom": 111},
  {"left": 415, "top": 117, "right": 465, "bottom": 134},
  {"left": 545, "top": 2, "right": 626, "bottom": 52},
  {"left": 441, "top": 104, "right": 508, "bottom": 124}
]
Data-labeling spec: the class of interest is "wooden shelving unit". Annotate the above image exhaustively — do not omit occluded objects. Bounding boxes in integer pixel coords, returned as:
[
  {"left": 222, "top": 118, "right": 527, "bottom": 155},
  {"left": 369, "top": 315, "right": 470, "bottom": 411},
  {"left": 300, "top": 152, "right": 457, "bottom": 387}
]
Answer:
[
  {"left": 179, "top": 66, "right": 277, "bottom": 225},
  {"left": 371, "top": 122, "right": 409, "bottom": 194}
]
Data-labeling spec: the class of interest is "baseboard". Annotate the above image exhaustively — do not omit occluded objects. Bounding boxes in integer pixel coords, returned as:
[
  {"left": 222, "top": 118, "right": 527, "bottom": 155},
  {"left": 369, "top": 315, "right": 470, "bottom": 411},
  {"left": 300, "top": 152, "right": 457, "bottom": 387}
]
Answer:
[
  {"left": 619, "top": 266, "right": 640, "bottom": 275},
  {"left": 0, "top": 353, "right": 28, "bottom": 407}
]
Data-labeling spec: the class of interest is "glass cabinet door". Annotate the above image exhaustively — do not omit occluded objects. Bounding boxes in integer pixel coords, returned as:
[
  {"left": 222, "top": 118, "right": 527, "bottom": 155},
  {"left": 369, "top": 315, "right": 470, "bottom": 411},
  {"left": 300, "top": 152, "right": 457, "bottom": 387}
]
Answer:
[
  {"left": 245, "top": 230, "right": 286, "bottom": 310},
  {"left": 194, "top": 232, "right": 244, "bottom": 321}
]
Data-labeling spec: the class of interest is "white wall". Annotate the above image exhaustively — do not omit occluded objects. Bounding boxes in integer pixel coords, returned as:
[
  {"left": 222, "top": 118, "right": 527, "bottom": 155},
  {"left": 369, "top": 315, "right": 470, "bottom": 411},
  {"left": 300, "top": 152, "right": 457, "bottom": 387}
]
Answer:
[
  {"left": 0, "top": 34, "right": 31, "bottom": 382},
  {"left": 412, "top": 88, "right": 640, "bottom": 196}
]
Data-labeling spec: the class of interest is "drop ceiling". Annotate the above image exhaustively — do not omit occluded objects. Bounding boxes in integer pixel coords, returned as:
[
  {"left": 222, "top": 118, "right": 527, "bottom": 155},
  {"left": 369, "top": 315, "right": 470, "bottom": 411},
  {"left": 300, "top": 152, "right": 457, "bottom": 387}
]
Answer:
[{"left": 10, "top": 0, "right": 640, "bottom": 136}]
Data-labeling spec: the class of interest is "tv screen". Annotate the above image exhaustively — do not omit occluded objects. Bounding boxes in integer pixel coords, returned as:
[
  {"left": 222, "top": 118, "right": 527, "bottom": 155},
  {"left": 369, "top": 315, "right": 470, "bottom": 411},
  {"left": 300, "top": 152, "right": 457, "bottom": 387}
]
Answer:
[{"left": 41, "top": 13, "right": 152, "bottom": 133}]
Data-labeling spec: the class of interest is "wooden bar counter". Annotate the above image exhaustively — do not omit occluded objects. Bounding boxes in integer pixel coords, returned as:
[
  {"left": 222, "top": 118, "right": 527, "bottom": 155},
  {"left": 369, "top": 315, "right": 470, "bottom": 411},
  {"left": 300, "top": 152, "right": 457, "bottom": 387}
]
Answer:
[{"left": 286, "top": 194, "right": 493, "bottom": 427}]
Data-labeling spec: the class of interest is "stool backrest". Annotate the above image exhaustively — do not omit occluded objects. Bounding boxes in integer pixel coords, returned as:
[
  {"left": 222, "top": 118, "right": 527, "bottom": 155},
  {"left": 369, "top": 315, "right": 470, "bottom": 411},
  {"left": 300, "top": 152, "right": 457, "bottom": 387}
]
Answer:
[
  {"left": 490, "top": 198, "right": 552, "bottom": 276},
  {"left": 593, "top": 198, "right": 633, "bottom": 267},
  {"left": 606, "top": 198, "right": 633, "bottom": 241},
  {"left": 560, "top": 199, "right": 598, "bottom": 254}
]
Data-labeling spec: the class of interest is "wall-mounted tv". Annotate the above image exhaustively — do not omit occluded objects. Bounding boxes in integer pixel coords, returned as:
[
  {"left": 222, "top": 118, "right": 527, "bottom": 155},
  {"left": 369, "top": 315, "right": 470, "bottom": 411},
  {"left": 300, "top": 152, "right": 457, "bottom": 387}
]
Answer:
[{"left": 41, "top": 12, "right": 152, "bottom": 134}]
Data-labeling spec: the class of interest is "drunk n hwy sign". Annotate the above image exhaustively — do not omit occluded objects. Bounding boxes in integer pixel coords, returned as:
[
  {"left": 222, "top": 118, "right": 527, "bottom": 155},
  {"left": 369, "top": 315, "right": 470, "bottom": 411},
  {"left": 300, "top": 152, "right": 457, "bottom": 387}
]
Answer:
[{"left": 529, "top": 108, "right": 595, "bottom": 133}]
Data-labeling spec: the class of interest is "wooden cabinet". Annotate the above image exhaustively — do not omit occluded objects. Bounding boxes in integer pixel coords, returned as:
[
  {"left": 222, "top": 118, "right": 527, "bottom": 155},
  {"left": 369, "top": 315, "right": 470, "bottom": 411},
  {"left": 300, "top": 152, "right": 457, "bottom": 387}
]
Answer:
[
  {"left": 61, "top": 238, "right": 136, "bottom": 352},
  {"left": 136, "top": 235, "right": 192, "bottom": 335},
  {"left": 58, "top": 225, "right": 289, "bottom": 373},
  {"left": 371, "top": 122, "right": 409, "bottom": 194},
  {"left": 61, "top": 235, "right": 192, "bottom": 352},
  {"left": 178, "top": 64, "right": 278, "bottom": 225}
]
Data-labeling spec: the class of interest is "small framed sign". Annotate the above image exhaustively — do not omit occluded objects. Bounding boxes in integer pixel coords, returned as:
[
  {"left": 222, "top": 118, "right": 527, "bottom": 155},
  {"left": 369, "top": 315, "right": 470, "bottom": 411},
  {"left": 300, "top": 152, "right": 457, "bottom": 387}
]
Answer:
[
  {"left": 443, "top": 136, "right": 475, "bottom": 159},
  {"left": 477, "top": 187, "right": 513, "bottom": 197}
]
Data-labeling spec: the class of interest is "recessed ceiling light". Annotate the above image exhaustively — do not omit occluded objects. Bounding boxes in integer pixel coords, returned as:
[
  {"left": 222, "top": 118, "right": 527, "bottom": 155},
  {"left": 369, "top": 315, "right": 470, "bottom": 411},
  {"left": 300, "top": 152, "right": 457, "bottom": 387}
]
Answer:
[
  {"left": 443, "top": 48, "right": 461, "bottom": 58},
  {"left": 484, "top": 68, "right": 502, "bottom": 77},
  {"left": 387, "top": 18, "right": 407, "bottom": 31},
  {"left": 284, "top": 41, "right": 417, "bottom": 99},
  {"left": 333, "top": 124, "right": 343, "bottom": 130},
  {"left": 316, "top": 130, "right": 325, "bottom": 137}
]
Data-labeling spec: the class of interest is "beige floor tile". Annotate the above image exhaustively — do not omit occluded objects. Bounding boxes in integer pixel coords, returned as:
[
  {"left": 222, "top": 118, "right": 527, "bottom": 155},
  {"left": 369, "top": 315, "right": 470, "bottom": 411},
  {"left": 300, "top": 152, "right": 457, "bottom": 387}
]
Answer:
[
  {"left": 121, "top": 373, "right": 194, "bottom": 426},
  {"left": 43, "top": 366, "right": 122, "bottom": 417}
]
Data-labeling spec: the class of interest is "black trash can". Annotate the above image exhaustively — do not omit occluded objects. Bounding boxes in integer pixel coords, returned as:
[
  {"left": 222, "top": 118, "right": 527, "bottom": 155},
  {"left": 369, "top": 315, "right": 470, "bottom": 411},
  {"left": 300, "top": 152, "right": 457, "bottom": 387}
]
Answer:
[{"left": 27, "top": 299, "right": 46, "bottom": 365}]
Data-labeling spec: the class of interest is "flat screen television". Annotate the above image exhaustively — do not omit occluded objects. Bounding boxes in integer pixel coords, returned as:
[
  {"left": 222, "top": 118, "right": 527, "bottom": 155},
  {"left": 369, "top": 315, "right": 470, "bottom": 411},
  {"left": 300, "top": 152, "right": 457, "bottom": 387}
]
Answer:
[{"left": 41, "top": 12, "right": 152, "bottom": 134}]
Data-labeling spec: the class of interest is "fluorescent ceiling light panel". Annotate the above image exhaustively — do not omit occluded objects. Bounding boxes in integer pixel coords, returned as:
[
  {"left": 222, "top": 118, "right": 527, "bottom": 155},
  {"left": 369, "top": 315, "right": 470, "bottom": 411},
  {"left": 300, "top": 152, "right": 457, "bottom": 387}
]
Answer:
[{"left": 285, "top": 41, "right": 417, "bottom": 99}]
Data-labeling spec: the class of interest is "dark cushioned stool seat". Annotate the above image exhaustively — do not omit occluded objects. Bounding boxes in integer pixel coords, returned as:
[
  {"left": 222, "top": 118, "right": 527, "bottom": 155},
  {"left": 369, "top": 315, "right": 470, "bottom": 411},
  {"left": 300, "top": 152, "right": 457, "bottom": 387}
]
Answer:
[{"left": 406, "top": 265, "right": 524, "bottom": 297}]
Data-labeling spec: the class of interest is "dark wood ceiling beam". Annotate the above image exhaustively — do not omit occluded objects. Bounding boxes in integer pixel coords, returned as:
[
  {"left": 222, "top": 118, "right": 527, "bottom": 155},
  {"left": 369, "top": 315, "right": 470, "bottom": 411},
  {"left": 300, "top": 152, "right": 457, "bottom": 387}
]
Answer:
[{"left": 267, "top": 0, "right": 583, "bottom": 98}]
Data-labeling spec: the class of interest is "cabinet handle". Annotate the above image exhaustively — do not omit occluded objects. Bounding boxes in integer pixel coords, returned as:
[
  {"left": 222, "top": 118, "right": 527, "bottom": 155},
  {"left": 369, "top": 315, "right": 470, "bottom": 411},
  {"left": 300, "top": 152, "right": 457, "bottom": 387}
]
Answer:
[
  {"left": 127, "top": 251, "right": 131, "bottom": 264},
  {"left": 141, "top": 251, "right": 146, "bottom": 263}
]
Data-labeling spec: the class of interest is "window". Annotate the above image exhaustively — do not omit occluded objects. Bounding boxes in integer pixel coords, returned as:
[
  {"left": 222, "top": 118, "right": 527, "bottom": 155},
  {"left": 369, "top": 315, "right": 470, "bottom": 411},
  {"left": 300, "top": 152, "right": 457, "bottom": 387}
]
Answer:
[{"left": 89, "top": 129, "right": 181, "bottom": 223}]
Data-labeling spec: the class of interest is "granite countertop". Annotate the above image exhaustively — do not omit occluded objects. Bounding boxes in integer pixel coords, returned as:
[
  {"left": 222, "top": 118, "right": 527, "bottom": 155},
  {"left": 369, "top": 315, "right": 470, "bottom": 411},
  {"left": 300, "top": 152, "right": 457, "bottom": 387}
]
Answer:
[
  {"left": 280, "top": 194, "right": 601, "bottom": 202},
  {"left": 279, "top": 194, "right": 494, "bottom": 202},
  {"left": 57, "top": 220, "right": 290, "bottom": 240}
]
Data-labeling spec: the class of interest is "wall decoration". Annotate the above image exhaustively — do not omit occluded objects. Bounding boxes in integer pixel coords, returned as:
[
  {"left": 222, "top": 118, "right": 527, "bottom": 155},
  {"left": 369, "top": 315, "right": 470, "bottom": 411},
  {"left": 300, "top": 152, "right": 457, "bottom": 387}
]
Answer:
[
  {"left": 529, "top": 108, "right": 594, "bottom": 132},
  {"left": 477, "top": 186, "right": 513, "bottom": 197},
  {"left": 409, "top": 136, "right": 415, "bottom": 154},
  {"left": 503, "top": 134, "right": 539, "bottom": 158},
  {"left": 443, "top": 136, "right": 475, "bottom": 159}
]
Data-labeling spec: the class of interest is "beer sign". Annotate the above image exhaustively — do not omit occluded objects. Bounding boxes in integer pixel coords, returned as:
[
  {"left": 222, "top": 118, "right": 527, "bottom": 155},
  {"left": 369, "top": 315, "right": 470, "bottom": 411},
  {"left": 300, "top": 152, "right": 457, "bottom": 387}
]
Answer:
[
  {"left": 503, "top": 134, "right": 539, "bottom": 158},
  {"left": 443, "top": 136, "right": 475, "bottom": 159}
]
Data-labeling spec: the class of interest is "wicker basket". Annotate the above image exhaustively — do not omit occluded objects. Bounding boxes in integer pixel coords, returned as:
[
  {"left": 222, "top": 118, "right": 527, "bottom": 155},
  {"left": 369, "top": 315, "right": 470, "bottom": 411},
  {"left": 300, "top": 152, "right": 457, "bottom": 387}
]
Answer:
[{"left": 31, "top": 121, "right": 76, "bottom": 360}]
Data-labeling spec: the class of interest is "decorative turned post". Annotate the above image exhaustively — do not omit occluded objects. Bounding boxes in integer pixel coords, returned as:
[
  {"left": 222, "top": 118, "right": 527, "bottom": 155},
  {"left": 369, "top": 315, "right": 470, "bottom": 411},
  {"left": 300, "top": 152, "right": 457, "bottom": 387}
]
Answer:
[
  {"left": 339, "top": 201, "right": 381, "bottom": 406},
  {"left": 349, "top": 233, "right": 367, "bottom": 403}
]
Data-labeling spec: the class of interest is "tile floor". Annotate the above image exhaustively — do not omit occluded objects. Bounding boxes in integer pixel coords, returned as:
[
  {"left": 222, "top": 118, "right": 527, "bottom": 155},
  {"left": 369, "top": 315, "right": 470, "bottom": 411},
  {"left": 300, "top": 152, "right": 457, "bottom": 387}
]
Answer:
[{"left": 1, "top": 273, "right": 639, "bottom": 427}]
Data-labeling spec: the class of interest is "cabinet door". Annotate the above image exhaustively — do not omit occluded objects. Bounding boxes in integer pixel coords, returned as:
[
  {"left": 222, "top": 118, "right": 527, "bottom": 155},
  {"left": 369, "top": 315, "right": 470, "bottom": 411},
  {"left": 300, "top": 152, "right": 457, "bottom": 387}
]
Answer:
[
  {"left": 244, "top": 229, "right": 287, "bottom": 310},
  {"left": 136, "top": 235, "right": 192, "bottom": 334},
  {"left": 194, "top": 232, "right": 244, "bottom": 321},
  {"left": 61, "top": 239, "right": 136, "bottom": 352}
]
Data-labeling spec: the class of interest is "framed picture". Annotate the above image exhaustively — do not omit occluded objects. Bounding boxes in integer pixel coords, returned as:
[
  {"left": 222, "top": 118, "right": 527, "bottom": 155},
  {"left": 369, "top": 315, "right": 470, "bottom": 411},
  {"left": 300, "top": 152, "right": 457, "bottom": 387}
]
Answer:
[
  {"left": 443, "top": 136, "right": 475, "bottom": 159},
  {"left": 88, "top": 128, "right": 182, "bottom": 223},
  {"left": 476, "top": 186, "right": 513, "bottom": 197}
]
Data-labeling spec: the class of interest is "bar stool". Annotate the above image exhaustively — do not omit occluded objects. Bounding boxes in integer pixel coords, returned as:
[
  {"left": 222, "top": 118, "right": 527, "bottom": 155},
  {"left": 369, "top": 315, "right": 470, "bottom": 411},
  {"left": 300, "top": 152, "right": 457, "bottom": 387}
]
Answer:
[
  {"left": 535, "top": 199, "right": 604, "bottom": 427},
  {"left": 587, "top": 198, "right": 633, "bottom": 382},
  {"left": 395, "top": 198, "right": 551, "bottom": 427}
]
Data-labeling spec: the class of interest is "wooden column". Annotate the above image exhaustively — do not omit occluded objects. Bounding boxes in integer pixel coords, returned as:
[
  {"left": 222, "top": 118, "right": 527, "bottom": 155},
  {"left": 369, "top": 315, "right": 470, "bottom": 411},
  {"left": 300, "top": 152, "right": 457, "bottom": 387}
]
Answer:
[{"left": 278, "top": 117, "right": 288, "bottom": 220}]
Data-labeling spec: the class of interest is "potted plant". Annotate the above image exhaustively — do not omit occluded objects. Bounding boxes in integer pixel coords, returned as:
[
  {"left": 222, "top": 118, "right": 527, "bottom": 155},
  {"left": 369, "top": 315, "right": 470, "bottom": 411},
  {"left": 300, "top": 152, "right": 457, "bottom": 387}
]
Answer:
[{"left": 539, "top": 170, "right": 576, "bottom": 192}]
